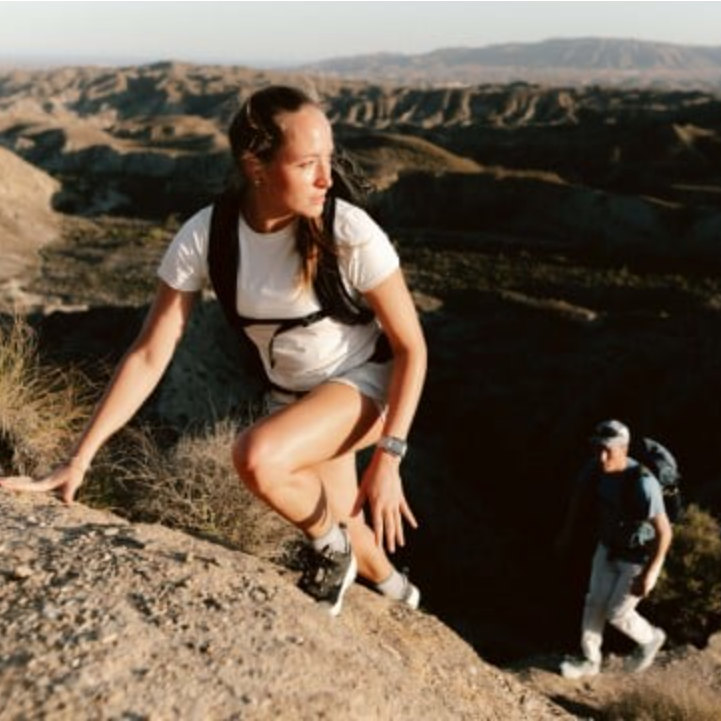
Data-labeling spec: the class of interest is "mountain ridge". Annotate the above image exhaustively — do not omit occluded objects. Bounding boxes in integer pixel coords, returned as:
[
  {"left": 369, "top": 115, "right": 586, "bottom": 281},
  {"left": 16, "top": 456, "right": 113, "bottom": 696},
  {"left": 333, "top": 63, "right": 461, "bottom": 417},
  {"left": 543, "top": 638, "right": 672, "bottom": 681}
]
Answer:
[{"left": 294, "top": 37, "right": 721, "bottom": 89}]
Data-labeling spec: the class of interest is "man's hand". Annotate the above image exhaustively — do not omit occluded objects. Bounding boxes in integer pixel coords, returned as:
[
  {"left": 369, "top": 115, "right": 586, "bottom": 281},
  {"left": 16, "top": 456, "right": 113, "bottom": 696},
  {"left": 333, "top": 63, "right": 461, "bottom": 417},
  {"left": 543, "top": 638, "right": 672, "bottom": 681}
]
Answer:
[
  {"left": 633, "top": 514, "right": 672, "bottom": 597},
  {"left": 631, "top": 569, "right": 658, "bottom": 598}
]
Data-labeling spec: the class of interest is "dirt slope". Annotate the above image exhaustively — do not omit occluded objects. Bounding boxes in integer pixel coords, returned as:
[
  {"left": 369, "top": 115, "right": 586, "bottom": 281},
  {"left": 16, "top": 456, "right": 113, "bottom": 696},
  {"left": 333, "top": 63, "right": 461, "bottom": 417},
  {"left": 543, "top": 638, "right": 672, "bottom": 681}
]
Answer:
[
  {"left": 510, "top": 637, "right": 721, "bottom": 719},
  {"left": 0, "top": 491, "right": 570, "bottom": 720}
]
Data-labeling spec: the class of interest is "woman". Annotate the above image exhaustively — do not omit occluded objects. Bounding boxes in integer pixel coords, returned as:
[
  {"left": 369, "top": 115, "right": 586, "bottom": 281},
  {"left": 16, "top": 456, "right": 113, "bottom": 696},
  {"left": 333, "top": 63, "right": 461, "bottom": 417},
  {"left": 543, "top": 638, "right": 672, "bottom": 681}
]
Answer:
[{"left": 0, "top": 85, "right": 427, "bottom": 617}]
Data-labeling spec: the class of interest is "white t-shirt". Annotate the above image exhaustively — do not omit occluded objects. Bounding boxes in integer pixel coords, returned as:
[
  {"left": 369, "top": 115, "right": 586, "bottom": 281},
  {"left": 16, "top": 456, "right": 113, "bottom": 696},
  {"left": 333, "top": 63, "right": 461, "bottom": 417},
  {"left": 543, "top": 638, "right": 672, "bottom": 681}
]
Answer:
[{"left": 157, "top": 198, "right": 399, "bottom": 392}]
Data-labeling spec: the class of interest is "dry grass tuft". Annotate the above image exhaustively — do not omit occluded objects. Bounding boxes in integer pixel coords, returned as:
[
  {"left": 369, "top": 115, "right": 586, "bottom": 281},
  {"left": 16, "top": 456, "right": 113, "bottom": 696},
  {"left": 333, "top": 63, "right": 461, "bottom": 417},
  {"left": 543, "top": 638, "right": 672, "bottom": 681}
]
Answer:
[
  {"left": 0, "top": 315, "right": 295, "bottom": 563},
  {"left": 89, "top": 419, "right": 300, "bottom": 561},
  {"left": 603, "top": 676, "right": 721, "bottom": 721},
  {"left": 0, "top": 316, "right": 90, "bottom": 475}
]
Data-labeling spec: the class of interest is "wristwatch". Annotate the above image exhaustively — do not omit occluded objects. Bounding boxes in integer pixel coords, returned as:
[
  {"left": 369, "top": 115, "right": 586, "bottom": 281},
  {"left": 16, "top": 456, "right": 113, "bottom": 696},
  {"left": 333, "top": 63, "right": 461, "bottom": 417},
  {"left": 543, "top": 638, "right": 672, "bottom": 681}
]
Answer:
[{"left": 377, "top": 435, "right": 408, "bottom": 460}]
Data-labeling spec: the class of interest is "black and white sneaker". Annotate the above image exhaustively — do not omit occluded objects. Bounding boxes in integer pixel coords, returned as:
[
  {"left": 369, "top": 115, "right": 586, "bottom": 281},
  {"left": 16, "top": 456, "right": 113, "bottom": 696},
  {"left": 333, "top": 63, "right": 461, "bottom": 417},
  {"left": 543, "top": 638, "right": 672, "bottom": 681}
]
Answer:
[{"left": 298, "top": 524, "right": 357, "bottom": 617}]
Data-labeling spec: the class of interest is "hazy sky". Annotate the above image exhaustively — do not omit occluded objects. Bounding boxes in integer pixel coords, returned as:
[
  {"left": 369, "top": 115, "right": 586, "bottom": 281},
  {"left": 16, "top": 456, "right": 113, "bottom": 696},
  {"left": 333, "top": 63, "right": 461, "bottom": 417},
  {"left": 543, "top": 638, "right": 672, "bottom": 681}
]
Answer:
[{"left": 2, "top": 1, "right": 721, "bottom": 67}]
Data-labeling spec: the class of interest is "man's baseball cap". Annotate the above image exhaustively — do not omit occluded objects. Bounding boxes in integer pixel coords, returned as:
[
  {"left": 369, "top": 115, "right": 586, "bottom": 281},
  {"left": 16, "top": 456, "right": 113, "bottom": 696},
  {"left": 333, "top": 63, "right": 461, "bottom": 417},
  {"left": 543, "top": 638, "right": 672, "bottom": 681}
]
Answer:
[{"left": 590, "top": 419, "right": 630, "bottom": 448}]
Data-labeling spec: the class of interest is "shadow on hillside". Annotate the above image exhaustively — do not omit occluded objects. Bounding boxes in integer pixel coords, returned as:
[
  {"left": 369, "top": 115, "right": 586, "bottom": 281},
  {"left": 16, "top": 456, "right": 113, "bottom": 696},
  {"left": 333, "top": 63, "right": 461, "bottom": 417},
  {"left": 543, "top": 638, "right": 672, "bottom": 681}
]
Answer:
[{"left": 549, "top": 696, "right": 602, "bottom": 720}]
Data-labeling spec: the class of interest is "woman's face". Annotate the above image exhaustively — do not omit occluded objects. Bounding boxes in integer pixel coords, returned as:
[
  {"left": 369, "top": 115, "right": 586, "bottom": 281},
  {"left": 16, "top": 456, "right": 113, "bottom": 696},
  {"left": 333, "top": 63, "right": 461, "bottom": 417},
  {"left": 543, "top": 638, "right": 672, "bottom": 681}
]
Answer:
[{"left": 254, "top": 104, "right": 334, "bottom": 224}]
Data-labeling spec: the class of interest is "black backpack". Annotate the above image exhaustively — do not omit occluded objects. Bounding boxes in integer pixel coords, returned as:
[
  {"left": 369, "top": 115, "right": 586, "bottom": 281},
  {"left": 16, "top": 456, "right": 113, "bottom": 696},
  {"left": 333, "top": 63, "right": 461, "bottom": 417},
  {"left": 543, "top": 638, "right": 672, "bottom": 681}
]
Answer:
[
  {"left": 631, "top": 437, "right": 683, "bottom": 523},
  {"left": 206, "top": 187, "right": 387, "bottom": 393}
]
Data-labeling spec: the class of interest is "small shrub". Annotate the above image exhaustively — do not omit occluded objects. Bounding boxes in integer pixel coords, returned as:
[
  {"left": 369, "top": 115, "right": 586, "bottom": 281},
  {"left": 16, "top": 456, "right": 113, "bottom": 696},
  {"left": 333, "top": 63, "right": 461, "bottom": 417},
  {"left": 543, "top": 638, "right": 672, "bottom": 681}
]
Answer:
[
  {"left": 603, "top": 676, "right": 721, "bottom": 721},
  {"left": 0, "top": 315, "right": 296, "bottom": 565},
  {"left": 0, "top": 316, "right": 90, "bottom": 475},
  {"left": 86, "top": 419, "right": 300, "bottom": 561},
  {"left": 647, "top": 504, "right": 721, "bottom": 646}
]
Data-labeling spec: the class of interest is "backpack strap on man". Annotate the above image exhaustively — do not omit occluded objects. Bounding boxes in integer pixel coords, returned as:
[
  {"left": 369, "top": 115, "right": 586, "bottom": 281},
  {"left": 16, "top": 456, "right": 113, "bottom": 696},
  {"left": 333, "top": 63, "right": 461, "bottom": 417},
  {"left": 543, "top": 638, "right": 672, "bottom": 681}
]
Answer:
[{"left": 624, "top": 463, "right": 649, "bottom": 520}]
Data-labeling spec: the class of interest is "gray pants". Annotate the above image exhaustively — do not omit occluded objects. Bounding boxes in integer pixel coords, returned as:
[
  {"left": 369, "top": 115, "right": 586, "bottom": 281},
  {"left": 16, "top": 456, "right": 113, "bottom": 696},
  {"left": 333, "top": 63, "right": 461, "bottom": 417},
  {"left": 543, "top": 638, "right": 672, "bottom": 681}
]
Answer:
[{"left": 581, "top": 543, "right": 656, "bottom": 664}]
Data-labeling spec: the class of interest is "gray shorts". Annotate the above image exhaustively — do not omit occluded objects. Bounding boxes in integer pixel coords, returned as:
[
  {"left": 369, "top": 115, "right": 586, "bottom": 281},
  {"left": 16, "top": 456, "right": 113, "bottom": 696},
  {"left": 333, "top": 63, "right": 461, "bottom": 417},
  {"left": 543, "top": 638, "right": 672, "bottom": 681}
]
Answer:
[{"left": 264, "top": 359, "right": 393, "bottom": 416}]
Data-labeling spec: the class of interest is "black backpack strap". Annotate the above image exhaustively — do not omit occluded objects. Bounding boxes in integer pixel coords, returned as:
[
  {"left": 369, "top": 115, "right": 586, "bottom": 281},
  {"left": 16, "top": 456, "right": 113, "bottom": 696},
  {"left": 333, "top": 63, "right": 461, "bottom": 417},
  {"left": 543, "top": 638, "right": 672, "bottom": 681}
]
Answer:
[
  {"left": 207, "top": 194, "right": 332, "bottom": 387},
  {"left": 624, "top": 463, "right": 648, "bottom": 520},
  {"left": 207, "top": 191, "right": 381, "bottom": 393},
  {"left": 208, "top": 192, "right": 269, "bottom": 386},
  {"left": 368, "top": 332, "right": 392, "bottom": 363},
  {"left": 208, "top": 191, "right": 244, "bottom": 335},
  {"left": 266, "top": 310, "right": 328, "bottom": 368}
]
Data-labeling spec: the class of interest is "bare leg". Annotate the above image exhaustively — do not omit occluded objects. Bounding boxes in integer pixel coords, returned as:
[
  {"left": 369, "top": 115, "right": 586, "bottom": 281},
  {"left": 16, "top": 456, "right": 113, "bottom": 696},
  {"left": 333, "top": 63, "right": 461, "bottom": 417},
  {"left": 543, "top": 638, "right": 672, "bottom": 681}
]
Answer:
[
  {"left": 315, "top": 452, "right": 393, "bottom": 584},
  {"left": 232, "top": 382, "right": 384, "bottom": 540}
]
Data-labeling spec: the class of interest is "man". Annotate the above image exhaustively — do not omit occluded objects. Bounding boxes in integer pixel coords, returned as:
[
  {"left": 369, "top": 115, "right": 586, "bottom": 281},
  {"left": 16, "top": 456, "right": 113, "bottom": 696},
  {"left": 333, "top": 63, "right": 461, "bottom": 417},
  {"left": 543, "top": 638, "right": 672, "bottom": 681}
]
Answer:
[{"left": 557, "top": 419, "right": 673, "bottom": 678}]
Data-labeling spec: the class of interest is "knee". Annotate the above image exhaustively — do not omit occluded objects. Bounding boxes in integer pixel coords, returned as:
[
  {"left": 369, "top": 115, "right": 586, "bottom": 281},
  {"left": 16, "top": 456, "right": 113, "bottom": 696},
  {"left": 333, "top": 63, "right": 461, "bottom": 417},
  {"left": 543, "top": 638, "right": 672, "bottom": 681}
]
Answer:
[{"left": 232, "top": 428, "right": 284, "bottom": 497}]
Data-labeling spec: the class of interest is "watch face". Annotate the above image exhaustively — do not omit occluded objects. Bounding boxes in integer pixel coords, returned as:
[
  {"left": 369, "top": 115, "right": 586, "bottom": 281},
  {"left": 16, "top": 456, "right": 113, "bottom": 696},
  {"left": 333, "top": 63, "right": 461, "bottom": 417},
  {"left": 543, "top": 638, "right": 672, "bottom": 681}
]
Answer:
[{"left": 381, "top": 436, "right": 407, "bottom": 458}]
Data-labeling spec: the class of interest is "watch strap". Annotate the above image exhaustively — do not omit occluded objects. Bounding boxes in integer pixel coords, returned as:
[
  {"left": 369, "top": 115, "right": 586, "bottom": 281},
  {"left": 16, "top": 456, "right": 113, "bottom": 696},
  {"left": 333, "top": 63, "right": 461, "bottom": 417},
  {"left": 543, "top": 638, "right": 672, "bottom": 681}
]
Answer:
[{"left": 377, "top": 435, "right": 408, "bottom": 460}]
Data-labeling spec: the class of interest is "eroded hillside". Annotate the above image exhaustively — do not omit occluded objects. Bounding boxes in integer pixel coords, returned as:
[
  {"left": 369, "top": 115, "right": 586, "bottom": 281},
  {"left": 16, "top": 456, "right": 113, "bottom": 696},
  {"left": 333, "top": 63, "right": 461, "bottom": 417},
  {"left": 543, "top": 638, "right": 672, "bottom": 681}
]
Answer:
[
  {"left": 2, "top": 64, "right": 720, "bottom": 241},
  {"left": 0, "top": 146, "right": 60, "bottom": 284}
]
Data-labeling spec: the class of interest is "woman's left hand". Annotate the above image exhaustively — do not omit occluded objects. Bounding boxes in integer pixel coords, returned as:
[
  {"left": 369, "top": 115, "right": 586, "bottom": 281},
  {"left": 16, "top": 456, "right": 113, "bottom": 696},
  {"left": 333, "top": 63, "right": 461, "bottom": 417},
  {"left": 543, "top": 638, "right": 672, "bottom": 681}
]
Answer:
[{"left": 352, "top": 451, "right": 418, "bottom": 553}]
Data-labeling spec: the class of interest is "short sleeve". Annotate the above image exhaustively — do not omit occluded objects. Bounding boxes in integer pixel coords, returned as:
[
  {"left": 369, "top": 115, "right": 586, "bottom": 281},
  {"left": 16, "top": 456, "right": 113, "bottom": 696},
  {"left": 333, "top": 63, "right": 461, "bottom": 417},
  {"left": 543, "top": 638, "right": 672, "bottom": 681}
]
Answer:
[
  {"left": 642, "top": 473, "right": 666, "bottom": 518},
  {"left": 334, "top": 200, "right": 399, "bottom": 293},
  {"left": 157, "top": 206, "right": 212, "bottom": 292}
]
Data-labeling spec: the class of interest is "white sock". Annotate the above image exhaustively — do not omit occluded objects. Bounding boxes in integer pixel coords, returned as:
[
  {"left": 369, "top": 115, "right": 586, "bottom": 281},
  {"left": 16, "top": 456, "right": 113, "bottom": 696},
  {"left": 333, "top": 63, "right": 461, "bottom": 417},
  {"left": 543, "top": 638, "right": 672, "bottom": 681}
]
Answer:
[
  {"left": 375, "top": 569, "right": 407, "bottom": 600},
  {"left": 311, "top": 523, "right": 347, "bottom": 554}
]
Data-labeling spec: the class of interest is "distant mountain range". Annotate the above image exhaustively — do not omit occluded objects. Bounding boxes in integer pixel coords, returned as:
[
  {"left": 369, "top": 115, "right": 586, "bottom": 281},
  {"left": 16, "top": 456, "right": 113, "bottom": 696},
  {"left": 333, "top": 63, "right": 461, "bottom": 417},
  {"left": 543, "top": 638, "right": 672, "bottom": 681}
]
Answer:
[{"left": 294, "top": 37, "right": 721, "bottom": 89}]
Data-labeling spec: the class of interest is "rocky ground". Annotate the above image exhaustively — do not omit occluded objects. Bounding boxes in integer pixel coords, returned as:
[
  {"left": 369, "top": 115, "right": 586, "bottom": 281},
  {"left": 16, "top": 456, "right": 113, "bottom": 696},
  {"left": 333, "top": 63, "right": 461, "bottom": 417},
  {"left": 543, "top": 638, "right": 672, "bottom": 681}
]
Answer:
[
  {"left": 511, "top": 635, "right": 721, "bottom": 719},
  {"left": 0, "top": 491, "right": 570, "bottom": 721}
]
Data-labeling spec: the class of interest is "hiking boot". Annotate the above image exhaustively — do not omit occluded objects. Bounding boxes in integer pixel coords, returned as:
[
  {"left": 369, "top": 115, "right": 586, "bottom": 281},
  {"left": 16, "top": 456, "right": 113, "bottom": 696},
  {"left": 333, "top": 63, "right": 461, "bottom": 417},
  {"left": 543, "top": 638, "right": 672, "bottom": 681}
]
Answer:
[
  {"left": 626, "top": 628, "right": 666, "bottom": 673},
  {"left": 298, "top": 525, "right": 357, "bottom": 617},
  {"left": 560, "top": 656, "right": 601, "bottom": 679}
]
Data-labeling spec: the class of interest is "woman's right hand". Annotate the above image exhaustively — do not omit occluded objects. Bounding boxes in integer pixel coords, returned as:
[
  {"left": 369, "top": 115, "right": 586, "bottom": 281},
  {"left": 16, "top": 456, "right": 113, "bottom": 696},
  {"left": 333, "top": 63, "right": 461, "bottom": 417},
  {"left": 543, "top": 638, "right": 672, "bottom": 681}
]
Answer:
[{"left": 0, "top": 462, "right": 86, "bottom": 505}]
